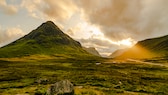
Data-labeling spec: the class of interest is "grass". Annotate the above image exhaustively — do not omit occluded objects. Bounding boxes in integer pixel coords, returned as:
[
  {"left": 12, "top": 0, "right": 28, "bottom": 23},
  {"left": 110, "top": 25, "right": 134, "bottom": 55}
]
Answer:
[
  {"left": 0, "top": 39, "right": 93, "bottom": 58},
  {"left": 0, "top": 57, "right": 168, "bottom": 95}
]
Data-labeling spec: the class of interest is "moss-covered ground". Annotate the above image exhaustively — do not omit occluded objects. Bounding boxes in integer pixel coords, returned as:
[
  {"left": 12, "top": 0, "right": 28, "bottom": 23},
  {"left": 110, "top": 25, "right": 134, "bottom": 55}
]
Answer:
[{"left": 0, "top": 56, "right": 168, "bottom": 95}]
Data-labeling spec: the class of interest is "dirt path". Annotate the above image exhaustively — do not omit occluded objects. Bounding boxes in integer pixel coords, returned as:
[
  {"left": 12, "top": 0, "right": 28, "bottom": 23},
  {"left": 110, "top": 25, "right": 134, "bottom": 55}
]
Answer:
[{"left": 127, "top": 59, "right": 168, "bottom": 68}]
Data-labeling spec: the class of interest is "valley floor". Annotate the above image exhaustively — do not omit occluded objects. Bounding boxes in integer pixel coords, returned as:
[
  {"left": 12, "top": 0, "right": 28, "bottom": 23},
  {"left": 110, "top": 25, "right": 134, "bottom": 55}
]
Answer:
[{"left": 0, "top": 57, "right": 168, "bottom": 95}]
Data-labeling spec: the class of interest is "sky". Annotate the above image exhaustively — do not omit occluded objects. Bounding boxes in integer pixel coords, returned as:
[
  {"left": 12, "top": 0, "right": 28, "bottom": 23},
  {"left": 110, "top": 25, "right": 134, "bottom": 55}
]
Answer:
[{"left": 1, "top": 0, "right": 168, "bottom": 56}]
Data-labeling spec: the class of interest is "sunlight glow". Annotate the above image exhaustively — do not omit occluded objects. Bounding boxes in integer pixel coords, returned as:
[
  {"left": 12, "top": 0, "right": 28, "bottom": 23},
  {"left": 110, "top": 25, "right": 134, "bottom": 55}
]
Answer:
[
  {"left": 105, "top": 38, "right": 136, "bottom": 48},
  {"left": 117, "top": 38, "right": 135, "bottom": 47},
  {"left": 65, "top": 14, "right": 136, "bottom": 56},
  {"left": 91, "top": 26, "right": 103, "bottom": 36}
]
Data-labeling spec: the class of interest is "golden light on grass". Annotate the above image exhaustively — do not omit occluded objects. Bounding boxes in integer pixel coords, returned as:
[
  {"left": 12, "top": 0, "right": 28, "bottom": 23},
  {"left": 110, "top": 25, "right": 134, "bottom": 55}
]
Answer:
[{"left": 117, "top": 44, "right": 156, "bottom": 59}]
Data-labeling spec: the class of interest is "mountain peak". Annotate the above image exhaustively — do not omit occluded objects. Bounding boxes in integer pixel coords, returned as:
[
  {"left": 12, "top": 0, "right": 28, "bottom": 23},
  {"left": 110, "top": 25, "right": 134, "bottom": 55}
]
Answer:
[
  {"left": 21, "top": 21, "right": 82, "bottom": 47},
  {"left": 45, "top": 21, "right": 55, "bottom": 25},
  {"left": 0, "top": 21, "right": 91, "bottom": 57},
  {"left": 38, "top": 21, "right": 63, "bottom": 35},
  {"left": 42, "top": 21, "right": 59, "bottom": 29},
  {"left": 24, "top": 21, "right": 64, "bottom": 40}
]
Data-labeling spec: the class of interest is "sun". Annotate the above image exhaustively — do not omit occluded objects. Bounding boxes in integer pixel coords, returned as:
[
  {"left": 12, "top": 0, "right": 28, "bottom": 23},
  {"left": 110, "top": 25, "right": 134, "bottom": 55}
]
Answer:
[
  {"left": 118, "top": 38, "right": 136, "bottom": 47},
  {"left": 91, "top": 26, "right": 102, "bottom": 35}
]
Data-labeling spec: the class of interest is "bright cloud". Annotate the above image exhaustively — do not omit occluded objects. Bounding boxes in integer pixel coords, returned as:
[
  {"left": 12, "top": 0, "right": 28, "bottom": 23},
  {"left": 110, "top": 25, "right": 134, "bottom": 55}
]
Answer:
[
  {"left": 0, "top": 26, "right": 25, "bottom": 47},
  {"left": 114, "top": 38, "right": 136, "bottom": 47}
]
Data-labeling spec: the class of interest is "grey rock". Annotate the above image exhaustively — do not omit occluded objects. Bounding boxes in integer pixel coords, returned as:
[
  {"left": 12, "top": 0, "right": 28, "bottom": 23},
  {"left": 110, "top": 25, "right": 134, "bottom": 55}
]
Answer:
[{"left": 47, "top": 80, "right": 74, "bottom": 95}]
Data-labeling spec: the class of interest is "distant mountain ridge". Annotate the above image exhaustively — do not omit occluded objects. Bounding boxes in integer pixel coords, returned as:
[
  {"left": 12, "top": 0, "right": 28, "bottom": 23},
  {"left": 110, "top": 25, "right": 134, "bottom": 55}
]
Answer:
[
  {"left": 83, "top": 47, "right": 101, "bottom": 57},
  {"left": 109, "top": 49, "right": 128, "bottom": 58},
  {"left": 117, "top": 35, "right": 168, "bottom": 59},
  {"left": 0, "top": 21, "right": 96, "bottom": 58}
]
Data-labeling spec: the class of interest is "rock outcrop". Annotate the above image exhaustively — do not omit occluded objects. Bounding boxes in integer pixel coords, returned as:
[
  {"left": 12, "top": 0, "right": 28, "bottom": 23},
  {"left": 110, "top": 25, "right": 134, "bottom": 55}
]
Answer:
[{"left": 47, "top": 80, "right": 74, "bottom": 95}]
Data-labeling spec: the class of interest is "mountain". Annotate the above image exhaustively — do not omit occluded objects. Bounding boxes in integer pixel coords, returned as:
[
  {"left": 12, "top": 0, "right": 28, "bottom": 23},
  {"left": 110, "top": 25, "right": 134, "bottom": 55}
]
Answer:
[
  {"left": 83, "top": 47, "right": 101, "bottom": 56},
  {"left": 109, "top": 49, "right": 128, "bottom": 58},
  {"left": 117, "top": 35, "right": 168, "bottom": 59},
  {"left": 0, "top": 21, "right": 95, "bottom": 58}
]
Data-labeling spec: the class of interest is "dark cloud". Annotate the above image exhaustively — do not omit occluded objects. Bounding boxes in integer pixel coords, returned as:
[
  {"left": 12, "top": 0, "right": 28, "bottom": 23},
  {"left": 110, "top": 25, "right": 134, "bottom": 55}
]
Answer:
[
  {"left": 76, "top": 0, "right": 142, "bottom": 40},
  {"left": 76, "top": 0, "right": 168, "bottom": 41}
]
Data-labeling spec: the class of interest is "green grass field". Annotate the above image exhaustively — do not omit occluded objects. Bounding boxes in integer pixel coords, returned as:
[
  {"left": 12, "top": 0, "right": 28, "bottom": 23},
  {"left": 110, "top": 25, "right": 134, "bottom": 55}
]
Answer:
[{"left": 0, "top": 56, "right": 168, "bottom": 95}]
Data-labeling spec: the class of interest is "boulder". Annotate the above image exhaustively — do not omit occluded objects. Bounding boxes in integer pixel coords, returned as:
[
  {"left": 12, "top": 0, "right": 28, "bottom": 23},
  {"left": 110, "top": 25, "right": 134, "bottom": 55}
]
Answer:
[{"left": 47, "top": 80, "right": 74, "bottom": 95}]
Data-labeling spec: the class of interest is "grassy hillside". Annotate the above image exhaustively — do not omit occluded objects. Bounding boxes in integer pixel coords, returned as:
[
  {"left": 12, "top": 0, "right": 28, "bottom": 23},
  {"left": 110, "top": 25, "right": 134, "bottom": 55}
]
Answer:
[
  {"left": 137, "top": 35, "right": 168, "bottom": 55},
  {"left": 117, "top": 35, "right": 168, "bottom": 59},
  {"left": 0, "top": 39, "right": 91, "bottom": 58},
  {"left": 0, "top": 21, "right": 96, "bottom": 58}
]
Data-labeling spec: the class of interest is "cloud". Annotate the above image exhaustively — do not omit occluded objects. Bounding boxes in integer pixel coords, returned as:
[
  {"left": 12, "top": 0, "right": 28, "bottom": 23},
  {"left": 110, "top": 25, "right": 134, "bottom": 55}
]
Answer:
[
  {"left": 79, "top": 38, "right": 118, "bottom": 57},
  {"left": 0, "top": 0, "right": 18, "bottom": 15},
  {"left": 43, "top": 0, "right": 77, "bottom": 20},
  {"left": 137, "top": 0, "right": 168, "bottom": 39},
  {"left": 0, "top": 26, "right": 25, "bottom": 47},
  {"left": 21, "top": 0, "right": 77, "bottom": 22},
  {"left": 21, "top": 0, "right": 44, "bottom": 19},
  {"left": 76, "top": 0, "right": 168, "bottom": 41},
  {"left": 75, "top": 0, "right": 141, "bottom": 40},
  {"left": 78, "top": 36, "right": 135, "bottom": 57}
]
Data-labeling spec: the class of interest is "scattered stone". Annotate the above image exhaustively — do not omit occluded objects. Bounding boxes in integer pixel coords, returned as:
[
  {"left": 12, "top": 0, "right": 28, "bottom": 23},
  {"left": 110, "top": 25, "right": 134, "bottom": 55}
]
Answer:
[
  {"left": 119, "top": 81, "right": 122, "bottom": 85},
  {"left": 77, "top": 86, "right": 83, "bottom": 89},
  {"left": 95, "top": 63, "right": 101, "bottom": 65},
  {"left": 35, "top": 78, "right": 49, "bottom": 84},
  {"left": 47, "top": 80, "right": 74, "bottom": 95}
]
